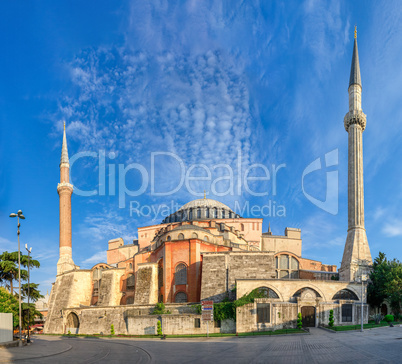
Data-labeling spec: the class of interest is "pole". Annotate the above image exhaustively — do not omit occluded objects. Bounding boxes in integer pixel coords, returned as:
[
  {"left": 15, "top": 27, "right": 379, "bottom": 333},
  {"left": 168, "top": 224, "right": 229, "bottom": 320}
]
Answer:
[
  {"left": 27, "top": 251, "right": 30, "bottom": 343},
  {"left": 207, "top": 321, "right": 209, "bottom": 338},
  {"left": 361, "top": 277, "right": 363, "bottom": 332},
  {"left": 17, "top": 216, "right": 22, "bottom": 346}
]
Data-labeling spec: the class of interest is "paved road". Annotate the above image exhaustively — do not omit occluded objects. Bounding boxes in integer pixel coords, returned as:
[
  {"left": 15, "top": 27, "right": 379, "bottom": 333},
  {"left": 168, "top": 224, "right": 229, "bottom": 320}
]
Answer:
[{"left": 1, "top": 326, "right": 402, "bottom": 363}]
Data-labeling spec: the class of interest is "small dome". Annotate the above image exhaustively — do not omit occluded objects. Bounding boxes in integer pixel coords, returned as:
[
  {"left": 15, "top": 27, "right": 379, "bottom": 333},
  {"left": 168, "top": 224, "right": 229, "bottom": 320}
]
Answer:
[{"left": 162, "top": 198, "right": 241, "bottom": 223}]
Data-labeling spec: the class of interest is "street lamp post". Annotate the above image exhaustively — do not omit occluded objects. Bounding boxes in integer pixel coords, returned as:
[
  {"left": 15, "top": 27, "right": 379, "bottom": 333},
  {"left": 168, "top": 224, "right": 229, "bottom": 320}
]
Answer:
[
  {"left": 9, "top": 210, "right": 25, "bottom": 347},
  {"left": 25, "top": 244, "right": 32, "bottom": 343},
  {"left": 360, "top": 274, "right": 367, "bottom": 332}
]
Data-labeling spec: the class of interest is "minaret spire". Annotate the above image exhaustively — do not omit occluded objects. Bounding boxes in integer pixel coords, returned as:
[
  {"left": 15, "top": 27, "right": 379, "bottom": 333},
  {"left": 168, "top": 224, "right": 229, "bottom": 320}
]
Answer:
[
  {"left": 57, "top": 124, "right": 76, "bottom": 275},
  {"left": 61, "top": 121, "right": 69, "bottom": 166},
  {"left": 349, "top": 26, "right": 361, "bottom": 88},
  {"left": 339, "top": 29, "right": 372, "bottom": 282}
]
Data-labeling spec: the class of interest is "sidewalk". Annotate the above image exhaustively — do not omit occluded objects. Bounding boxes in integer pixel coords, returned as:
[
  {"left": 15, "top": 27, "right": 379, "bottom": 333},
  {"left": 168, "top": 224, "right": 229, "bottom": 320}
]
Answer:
[{"left": 0, "top": 336, "right": 72, "bottom": 363}]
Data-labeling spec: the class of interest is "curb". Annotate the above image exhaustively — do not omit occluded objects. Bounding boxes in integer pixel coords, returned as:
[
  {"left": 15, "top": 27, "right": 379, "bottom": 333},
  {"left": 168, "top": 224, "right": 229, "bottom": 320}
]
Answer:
[{"left": 0, "top": 341, "right": 19, "bottom": 349}]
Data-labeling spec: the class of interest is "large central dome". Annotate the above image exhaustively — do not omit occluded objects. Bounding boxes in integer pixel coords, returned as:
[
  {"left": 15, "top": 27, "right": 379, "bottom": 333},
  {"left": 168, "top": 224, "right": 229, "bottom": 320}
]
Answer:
[
  {"left": 179, "top": 198, "right": 232, "bottom": 211},
  {"left": 162, "top": 198, "right": 241, "bottom": 223}
]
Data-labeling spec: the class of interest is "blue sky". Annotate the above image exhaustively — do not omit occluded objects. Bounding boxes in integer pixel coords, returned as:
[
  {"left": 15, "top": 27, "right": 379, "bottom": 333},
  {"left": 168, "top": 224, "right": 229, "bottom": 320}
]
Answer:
[{"left": 1, "top": 0, "right": 402, "bottom": 295}]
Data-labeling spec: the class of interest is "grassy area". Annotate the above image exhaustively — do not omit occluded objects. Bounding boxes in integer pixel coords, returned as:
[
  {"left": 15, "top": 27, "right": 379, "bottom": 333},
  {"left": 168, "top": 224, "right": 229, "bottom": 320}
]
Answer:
[
  {"left": 326, "top": 321, "right": 401, "bottom": 332},
  {"left": 41, "top": 328, "right": 307, "bottom": 339}
]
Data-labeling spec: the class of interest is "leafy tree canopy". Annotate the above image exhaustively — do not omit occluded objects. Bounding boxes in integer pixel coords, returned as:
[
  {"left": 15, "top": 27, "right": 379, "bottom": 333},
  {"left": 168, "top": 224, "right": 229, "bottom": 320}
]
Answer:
[{"left": 368, "top": 252, "right": 402, "bottom": 316}]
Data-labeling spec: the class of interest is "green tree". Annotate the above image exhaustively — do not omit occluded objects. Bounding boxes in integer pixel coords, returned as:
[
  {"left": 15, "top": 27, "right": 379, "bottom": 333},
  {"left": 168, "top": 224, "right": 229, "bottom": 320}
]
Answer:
[
  {"left": 0, "top": 287, "right": 19, "bottom": 327},
  {"left": 110, "top": 324, "right": 115, "bottom": 335},
  {"left": 297, "top": 312, "right": 302, "bottom": 329},
  {"left": 328, "top": 309, "right": 334, "bottom": 327},
  {"left": 157, "top": 320, "right": 162, "bottom": 335},
  {"left": 368, "top": 252, "right": 402, "bottom": 316},
  {"left": 21, "top": 302, "right": 43, "bottom": 329},
  {"left": 0, "top": 252, "right": 43, "bottom": 330},
  {"left": 0, "top": 251, "right": 40, "bottom": 296}
]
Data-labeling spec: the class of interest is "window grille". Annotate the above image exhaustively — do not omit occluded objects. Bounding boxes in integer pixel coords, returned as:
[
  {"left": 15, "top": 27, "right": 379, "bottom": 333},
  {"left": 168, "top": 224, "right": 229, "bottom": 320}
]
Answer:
[
  {"left": 257, "top": 303, "right": 270, "bottom": 323},
  {"left": 175, "top": 291, "right": 188, "bottom": 303},
  {"left": 175, "top": 263, "right": 187, "bottom": 285},
  {"left": 342, "top": 304, "right": 353, "bottom": 322}
]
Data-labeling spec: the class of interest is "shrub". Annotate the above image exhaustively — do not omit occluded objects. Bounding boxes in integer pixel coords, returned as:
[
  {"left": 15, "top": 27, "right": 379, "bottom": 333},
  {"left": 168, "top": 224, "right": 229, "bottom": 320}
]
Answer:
[
  {"left": 152, "top": 302, "right": 170, "bottom": 315},
  {"left": 110, "top": 324, "right": 115, "bottom": 335},
  {"left": 297, "top": 312, "right": 302, "bottom": 329},
  {"left": 329, "top": 309, "right": 334, "bottom": 327},
  {"left": 67, "top": 330, "right": 71, "bottom": 335},
  {"left": 384, "top": 314, "right": 394, "bottom": 323},
  {"left": 370, "top": 313, "right": 383, "bottom": 324},
  {"left": 157, "top": 320, "right": 162, "bottom": 336}
]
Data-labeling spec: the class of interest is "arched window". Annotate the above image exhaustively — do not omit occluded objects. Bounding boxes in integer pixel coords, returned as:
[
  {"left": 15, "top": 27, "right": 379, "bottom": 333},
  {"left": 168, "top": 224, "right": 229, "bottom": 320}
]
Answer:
[
  {"left": 276, "top": 254, "right": 299, "bottom": 279},
  {"left": 175, "top": 291, "right": 188, "bottom": 303},
  {"left": 191, "top": 232, "right": 198, "bottom": 239},
  {"left": 166, "top": 235, "right": 171, "bottom": 241},
  {"left": 293, "top": 287, "right": 321, "bottom": 298},
  {"left": 206, "top": 208, "right": 210, "bottom": 218},
  {"left": 229, "top": 211, "right": 232, "bottom": 218},
  {"left": 129, "top": 263, "right": 133, "bottom": 269},
  {"left": 197, "top": 208, "right": 201, "bottom": 218},
  {"left": 158, "top": 260, "right": 163, "bottom": 290},
  {"left": 332, "top": 289, "right": 359, "bottom": 300},
  {"left": 222, "top": 209, "right": 226, "bottom": 218},
  {"left": 291, "top": 257, "right": 299, "bottom": 270},
  {"left": 178, "top": 233, "right": 184, "bottom": 240},
  {"left": 213, "top": 208, "right": 218, "bottom": 218},
  {"left": 240, "top": 223, "right": 244, "bottom": 231},
  {"left": 189, "top": 208, "right": 193, "bottom": 220},
  {"left": 255, "top": 287, "right": 279, "bottom": 298},
  {"left": 175, "top": 263, "right": 187, "bottom": 285},
  {"left": 204, "top": 236, "right": 209, "bottom": 242}
]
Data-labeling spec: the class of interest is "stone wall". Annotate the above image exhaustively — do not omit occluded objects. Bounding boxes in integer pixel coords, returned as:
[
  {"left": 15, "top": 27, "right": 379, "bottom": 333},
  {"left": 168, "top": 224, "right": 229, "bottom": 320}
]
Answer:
[
  {"left": 134, "top": 263, "right": 158, "bottom": 305},
  {"left": 97, "top": 269, "right": 125, "bottom": 306},
  {"left": 51, "top": 304, "right": 235, "bottom": 335},
  {"left": 200, "top": 254, "right": 227, "bottom": 302},
  {"left": 44, "top": 270, "right": 92, "bottom": 334},
  {"left": 201, "top": 252, "right": 276, "bottom": 302},
  {"left": 236, "top": 279, "right": 363, "bottom": 302}
]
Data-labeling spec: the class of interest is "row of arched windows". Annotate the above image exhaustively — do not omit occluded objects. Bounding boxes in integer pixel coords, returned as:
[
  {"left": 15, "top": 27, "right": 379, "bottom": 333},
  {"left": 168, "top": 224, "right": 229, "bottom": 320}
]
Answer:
[
  {"left": 166, "top": 207, "right": 237, "bottom": 222},
  {"left": 166, "top": 234, "right": 210, "bottom": 242},
  {"left": 248, "top": 286, "right": 359, "bottom": 301}
]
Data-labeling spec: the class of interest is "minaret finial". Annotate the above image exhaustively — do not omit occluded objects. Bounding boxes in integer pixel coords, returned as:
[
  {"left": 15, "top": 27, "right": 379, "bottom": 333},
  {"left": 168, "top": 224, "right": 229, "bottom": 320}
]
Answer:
[
  {"left": 63, "top": 121, "right": 66, "bottom": 131},
  {"left": 354, "top": 25, "right": 357, "bottom": 39},
  {"left": 204, "top": 190, "right": 206, "bottom": 199}
]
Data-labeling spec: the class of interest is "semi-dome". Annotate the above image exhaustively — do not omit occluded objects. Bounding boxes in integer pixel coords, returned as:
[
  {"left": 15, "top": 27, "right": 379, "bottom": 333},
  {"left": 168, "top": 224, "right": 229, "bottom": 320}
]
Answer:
[{"left": 162, "top": 198, "right": 241, "bottom": 223}]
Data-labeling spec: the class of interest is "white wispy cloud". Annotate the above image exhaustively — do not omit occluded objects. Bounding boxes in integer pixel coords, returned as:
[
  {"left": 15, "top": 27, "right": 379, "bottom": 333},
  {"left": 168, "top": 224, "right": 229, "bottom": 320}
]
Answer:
[
  {"left": 382, "top": 220, "right": 402, "bottom": 237},
  {"left": 0, "top": 236, "right": 13, "bottom": 250},
  {"left": 81, "top": 251, "right": 107, "bottom": 267}
]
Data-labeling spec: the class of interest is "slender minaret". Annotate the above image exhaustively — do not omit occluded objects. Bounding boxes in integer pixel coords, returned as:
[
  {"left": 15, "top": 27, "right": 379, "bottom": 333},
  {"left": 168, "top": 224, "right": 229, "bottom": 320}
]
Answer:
[
  {"left": 57, "top": 122, "right": 76, "bottom": 275},
  {"left": 339, "top": 27, "right": 372, "bottom": 281}
]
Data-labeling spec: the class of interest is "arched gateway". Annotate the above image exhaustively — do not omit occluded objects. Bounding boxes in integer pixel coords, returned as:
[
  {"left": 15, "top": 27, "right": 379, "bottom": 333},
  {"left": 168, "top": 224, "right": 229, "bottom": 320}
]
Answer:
[
  {"left": 66, "top": 312, "right": 80, "bottom": 334},
  {"left": 301, "top": 306, "right": 316, "bottom": 327}
]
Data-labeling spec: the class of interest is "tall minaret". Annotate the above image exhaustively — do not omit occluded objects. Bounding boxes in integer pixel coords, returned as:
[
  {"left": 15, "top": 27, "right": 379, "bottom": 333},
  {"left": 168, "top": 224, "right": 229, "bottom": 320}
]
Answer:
[
  {"left": 339, "top": 27, "right": 372, "bottom": 281},
  {"left": 57, "top": 122, "right": 76, "bottom": 275}
]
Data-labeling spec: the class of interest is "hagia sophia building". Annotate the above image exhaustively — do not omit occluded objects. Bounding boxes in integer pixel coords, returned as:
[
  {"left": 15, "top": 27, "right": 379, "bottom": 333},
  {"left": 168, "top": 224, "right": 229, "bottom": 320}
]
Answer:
[{"left": 44, "top": 32, "right": 373, "bottom": 335}]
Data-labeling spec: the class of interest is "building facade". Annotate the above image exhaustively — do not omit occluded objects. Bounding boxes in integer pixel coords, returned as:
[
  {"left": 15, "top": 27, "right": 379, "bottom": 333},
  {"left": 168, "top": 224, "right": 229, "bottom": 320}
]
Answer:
[{"left": 44, "top": 32, "right": 372, "bottom": 335}]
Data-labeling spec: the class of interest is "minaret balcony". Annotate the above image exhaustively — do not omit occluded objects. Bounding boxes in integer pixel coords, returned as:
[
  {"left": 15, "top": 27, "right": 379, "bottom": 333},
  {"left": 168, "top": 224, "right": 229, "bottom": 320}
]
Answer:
[
  {"left": 57, "top": 182, "right": 73, "bottom": 193},
  {"left": 344, "top": 110, "right": 366, "bottom": 132}
]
